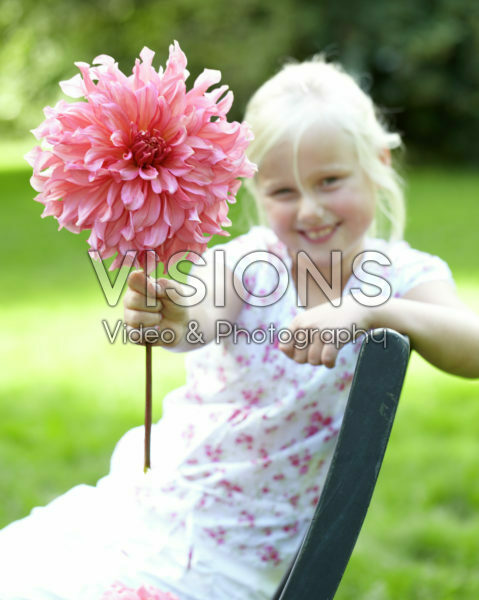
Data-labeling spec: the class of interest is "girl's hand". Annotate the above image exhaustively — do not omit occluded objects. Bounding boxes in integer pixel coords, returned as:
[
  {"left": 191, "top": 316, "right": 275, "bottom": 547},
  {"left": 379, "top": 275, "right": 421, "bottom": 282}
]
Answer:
[
  {"left": 123, "top": 270, "right": 190, "bottom": 347},
  {"left": 278, "top": 295, "right": 372, "bottom": 368}
]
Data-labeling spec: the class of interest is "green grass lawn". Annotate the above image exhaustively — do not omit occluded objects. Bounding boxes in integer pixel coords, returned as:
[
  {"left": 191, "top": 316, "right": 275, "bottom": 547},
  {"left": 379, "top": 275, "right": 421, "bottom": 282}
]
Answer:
[{"left": 1, "top": 144, "right": 478, "bottom": 598}]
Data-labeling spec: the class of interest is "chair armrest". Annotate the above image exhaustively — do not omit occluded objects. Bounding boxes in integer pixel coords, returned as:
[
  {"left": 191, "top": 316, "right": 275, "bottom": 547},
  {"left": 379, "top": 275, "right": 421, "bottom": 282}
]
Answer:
[{"left": 273, "top": 328, "right": 410, "bottom": 600}]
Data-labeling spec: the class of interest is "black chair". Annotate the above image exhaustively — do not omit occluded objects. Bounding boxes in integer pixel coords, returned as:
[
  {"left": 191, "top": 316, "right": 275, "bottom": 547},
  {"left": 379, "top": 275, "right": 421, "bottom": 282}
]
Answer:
[{"left": 272, "top": 328, "right": 411, "bottom": 600}]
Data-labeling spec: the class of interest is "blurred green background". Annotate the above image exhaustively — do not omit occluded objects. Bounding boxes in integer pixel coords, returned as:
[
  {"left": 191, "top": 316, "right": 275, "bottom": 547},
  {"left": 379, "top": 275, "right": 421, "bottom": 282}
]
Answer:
[
  {"left": 2, "top": 0, "right": 479, "bottom": 162},
  {"left": 1, "top": 1, "right": 479, "bottom": 598}
]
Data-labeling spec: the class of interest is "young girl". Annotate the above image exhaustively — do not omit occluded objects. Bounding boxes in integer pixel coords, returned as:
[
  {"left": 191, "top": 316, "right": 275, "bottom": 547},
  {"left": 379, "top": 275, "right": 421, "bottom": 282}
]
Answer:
[{"left": 1, "top": 57, "right": 479, "bottom": 600}]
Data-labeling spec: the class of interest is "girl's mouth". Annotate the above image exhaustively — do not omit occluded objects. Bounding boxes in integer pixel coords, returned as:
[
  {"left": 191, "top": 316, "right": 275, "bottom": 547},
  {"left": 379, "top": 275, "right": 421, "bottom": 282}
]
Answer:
[{"left": 298, "top": 223, "right": 340, "bottom": 243}]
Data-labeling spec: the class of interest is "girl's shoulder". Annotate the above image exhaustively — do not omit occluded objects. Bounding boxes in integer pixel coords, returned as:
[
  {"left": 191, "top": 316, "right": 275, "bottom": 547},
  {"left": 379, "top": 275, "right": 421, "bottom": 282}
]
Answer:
[{"left": 363, "top": 237, "right": 455, "bottom": 296}]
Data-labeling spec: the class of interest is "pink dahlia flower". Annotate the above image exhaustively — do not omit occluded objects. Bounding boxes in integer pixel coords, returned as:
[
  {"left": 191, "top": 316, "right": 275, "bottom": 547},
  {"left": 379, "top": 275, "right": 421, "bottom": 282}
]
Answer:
[
  {"left": 26, "top": 42, "right": 256, "bottom": 272},
  {"left": 101, "top": 582, "right": 180, "bottom": 600}
]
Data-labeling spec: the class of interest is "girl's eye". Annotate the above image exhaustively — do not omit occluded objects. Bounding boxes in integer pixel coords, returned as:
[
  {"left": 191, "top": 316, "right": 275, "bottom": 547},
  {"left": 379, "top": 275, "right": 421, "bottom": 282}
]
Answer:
[
  {"left": 270, "top": 187, "right": 296, "bottom": 199},
  {"left": 321, "top": 176, "right": 340, "bottom": 187}
]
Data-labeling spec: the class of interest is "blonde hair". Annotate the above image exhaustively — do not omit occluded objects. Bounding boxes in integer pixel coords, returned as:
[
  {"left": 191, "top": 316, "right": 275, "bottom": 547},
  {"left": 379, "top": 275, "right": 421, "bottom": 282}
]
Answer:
[{"left": 244, "top": 55, "right": 405, "bottom": 241}]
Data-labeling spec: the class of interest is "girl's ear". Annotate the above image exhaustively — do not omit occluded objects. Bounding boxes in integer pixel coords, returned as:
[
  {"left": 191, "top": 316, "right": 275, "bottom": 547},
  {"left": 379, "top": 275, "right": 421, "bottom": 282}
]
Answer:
[{"left": 379, "top": 148, "right": 391, "bottom": 165}]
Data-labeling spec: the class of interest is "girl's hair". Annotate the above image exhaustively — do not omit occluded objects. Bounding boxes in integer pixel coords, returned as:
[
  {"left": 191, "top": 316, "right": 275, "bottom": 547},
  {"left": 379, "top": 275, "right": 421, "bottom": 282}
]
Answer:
[{"left": 243, "top": 55, "right": 405, "bottom": 241}]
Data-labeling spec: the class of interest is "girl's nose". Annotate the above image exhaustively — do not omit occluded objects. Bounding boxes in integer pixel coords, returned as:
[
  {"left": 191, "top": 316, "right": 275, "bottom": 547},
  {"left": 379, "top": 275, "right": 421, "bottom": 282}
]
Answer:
[{"left": 297, "top": 194, "right": 324, "bottom": 222}]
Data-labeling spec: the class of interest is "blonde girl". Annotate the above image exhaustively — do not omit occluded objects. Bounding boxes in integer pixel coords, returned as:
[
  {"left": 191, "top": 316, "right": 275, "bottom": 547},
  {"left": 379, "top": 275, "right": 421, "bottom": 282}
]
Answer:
[{"left": 1, "top": 56, "right": 478, "bottom": 600}]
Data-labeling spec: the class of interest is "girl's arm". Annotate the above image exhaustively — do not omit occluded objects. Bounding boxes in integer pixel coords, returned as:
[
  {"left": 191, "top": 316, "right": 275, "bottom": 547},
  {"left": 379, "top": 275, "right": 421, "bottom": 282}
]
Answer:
[
  {"left": 123, "top": 259, "right": 244, "bottom": 352},
  {"left": 371, "top": 280, "right": 479, "bottom": 378},
  {"left": 279, "top": 280, "right": 479, "bottom": 378}
]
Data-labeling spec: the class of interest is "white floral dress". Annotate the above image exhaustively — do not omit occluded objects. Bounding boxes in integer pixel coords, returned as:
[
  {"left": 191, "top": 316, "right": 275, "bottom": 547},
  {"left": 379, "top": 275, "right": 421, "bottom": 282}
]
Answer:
[{"left": 0, "top": 226, "right": 454, "bottom": 600}]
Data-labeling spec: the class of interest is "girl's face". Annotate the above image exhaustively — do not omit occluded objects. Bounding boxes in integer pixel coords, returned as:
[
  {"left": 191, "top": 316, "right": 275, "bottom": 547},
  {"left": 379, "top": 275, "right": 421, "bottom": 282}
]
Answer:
[{"left": 256, "top": 121, "right": 376, "bottom": 273}]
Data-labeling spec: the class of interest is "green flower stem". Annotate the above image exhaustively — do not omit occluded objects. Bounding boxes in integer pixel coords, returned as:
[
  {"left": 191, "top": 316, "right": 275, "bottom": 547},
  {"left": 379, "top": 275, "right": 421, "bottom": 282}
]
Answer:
[{"left": 144, "top": 343, "right": 152, "bottom": 473}]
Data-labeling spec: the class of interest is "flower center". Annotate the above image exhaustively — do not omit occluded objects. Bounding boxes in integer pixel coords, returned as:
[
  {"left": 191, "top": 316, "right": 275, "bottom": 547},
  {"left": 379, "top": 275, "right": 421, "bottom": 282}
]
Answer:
[{"left": 131, "top": 130, "right": 171, "bottom": 168}]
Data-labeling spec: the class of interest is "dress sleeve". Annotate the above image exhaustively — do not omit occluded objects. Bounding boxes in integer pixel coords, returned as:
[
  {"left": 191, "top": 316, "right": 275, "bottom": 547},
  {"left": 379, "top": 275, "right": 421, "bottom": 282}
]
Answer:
[{"left": 391, "top": 241, "right": 456, "bottom": 297}]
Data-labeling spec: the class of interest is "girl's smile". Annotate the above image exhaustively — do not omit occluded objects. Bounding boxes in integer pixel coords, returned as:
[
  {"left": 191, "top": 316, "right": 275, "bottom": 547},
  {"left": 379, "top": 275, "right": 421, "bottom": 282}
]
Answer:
[
  {"left": 297, "top": 222, "right": 341, "bottom": 243},
  {"left": 256, "top": 120, "right": 376, "bottom": 281}
]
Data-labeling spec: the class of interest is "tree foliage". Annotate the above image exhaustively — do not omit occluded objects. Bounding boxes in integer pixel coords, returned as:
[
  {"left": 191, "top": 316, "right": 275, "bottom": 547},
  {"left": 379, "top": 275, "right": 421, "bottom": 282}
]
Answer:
[{"left": 1, "top": 0, "right": 477, "bottom": 163}]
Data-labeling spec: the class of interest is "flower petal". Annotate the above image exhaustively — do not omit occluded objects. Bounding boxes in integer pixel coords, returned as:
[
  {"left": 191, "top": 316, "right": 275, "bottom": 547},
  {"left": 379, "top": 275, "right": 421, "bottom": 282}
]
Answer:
[
  {"left": 158, "top": 167, "right": 178, "bottom": 194},
  {"left": 121, "top": 180, "right": 145, "bottom": 210},
  {"left": 59, "top": 73, "right": 85, "bottom": 98},
  {"left": 139, "top": 166, "right": 158, "bottom": 180},
  {"left": 193, "top": 69, "right": 222, "bottom": 94},
  {"left": 136, "top": 82, "right": 160, "bottom": 131},
  {"left": 120, "top": 166, "right": 140, "bottom": 180}
]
